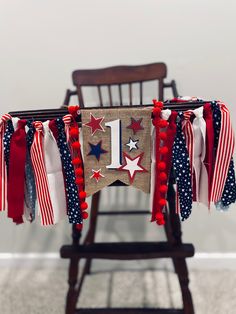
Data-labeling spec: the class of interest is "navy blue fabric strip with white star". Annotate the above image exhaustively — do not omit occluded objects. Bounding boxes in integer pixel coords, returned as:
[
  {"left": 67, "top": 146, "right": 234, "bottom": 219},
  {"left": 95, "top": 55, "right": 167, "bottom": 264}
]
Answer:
[
  {"left": 3, "top": 119, "right": 14, "bottom": 174},
  {"left": 212, "top": 102, "right": 236, "bottom": 209},
  {"left": 55, "top": 118, "right": 82, "bottom": 224},
  {"left": 25, "top": 120, "right": 36, "bottom": 220},
  {"left": 172, "top": 112, "right": 193, "bottom": 221}
]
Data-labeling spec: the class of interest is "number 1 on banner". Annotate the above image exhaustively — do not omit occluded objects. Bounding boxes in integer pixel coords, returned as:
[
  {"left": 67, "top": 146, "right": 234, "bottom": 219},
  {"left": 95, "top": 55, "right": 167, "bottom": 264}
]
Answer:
[{"left": 105, "top": 119, "right": 122, "bottom": 169}]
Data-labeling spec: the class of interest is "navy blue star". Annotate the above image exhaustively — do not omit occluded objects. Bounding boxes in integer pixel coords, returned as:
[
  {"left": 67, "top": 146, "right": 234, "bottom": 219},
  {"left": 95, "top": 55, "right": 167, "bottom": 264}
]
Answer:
[{"left": 88, "top": 140, "right": 107, "bottom": 161}]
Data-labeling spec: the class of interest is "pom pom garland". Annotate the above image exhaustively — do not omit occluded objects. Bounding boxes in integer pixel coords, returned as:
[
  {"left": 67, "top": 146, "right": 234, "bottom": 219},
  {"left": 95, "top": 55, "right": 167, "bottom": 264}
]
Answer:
[
  {"left": 76, "top": 223, "right": 83, "bottom": 231},
  {"left": 151, "top": 101, "right": 169, "bottom": 226},
  {"left": 157, "top": 161, "right": 166, "bottom": 171},
  {"left": 159, "top": 172, "right": 167, "bottom": 181},
  {"left": 76, "top": 177, "right": 84, "bottom": 185},
  {"left": 155, "top": 212, "right": 164, "bottom": 220},
  {"left": 159, "top": 119, "right": 168, "bottom": 128},
  {"left": 72, "top": 141, "right": 81, "bottom": 149},
  {"left": 72, "top": 158, "right": 81, "bottom": 165},
  {"left": 69, "top": 127, "right": 79, "bottom": 138},
  {"left": 159, "top": 184, "right": 168, "bottom": 193},
  {"left": 160, "top": 146, "right": 168, "bottom": 154},
  {"left": 152, "top": 99, "right": 163, "bottom": 108},
  {"left": 81, "top": 202, "right": 88, "bottom": 210},
  {"left": 68, "top": 105, "right": 80, "bottom": 116},
  {"left": 159, "top": 198, "right": 167, "bottom": 207},
  {"left": 67, "top": 106, "right": 88, "bottom": 225},
  {"left": 82, "top": 211, "right": 89, "bottom": 219},
  {"left": 79, "top": 191, "right": 87, "bottom": 199},
  {"left": 75, "top": 168, "right": 83, "bottom": 176},
  {"left": 159, "top": 132, "right": 167, "bottom": 140},
  {"left": 153, "top": 107, "right": 161, "bottom": 116}
]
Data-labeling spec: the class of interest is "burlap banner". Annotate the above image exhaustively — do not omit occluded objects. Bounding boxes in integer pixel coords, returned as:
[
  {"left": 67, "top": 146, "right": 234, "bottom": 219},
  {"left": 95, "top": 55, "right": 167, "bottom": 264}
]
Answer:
[{"left": 81, "top": 107, "right": 152, "bottom": 196}]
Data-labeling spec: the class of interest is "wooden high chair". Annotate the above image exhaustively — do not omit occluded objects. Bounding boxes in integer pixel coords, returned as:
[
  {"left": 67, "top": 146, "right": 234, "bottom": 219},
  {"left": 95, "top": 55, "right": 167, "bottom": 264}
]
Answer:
[{"left": 60, "top": 63, "right": 195, "bottom": 314}]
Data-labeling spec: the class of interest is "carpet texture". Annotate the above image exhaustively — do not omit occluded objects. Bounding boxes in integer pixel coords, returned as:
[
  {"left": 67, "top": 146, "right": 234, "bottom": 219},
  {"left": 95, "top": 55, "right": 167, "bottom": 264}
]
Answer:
[{"left": 0, "top": 267, "right": 235, "bottom": 314}]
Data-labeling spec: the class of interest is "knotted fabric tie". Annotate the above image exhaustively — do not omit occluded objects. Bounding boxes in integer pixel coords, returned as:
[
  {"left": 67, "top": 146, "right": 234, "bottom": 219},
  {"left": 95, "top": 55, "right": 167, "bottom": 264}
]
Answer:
[
  {"left": 43, "top": 120, "right": 67, "bottom": 224},
  {"left": 54, "top": 118, "right": 82, "bottom": 224},
  {"left": 30, "top": 121, "right": 54, "bottom": 225},
  {"left": 211, "top": 102, "right": 235, "bottom": 203},
  {"left": 24, "top": 120, "right": 36, "bottom": 222},
  {"left": 203, "top": 103, "right": 215, "bottom": 207},
  {"left": 172, "top": 112, "right": 193, "bottom": 221},
  {"left": 0, "top": 113, "right": 12, "bottom": 211},
  {"left": 8, "top": 119, "right": 27, "bottom": 224},
  {"left": 63, "top": 114, "right": 73, "bottom": 143}
]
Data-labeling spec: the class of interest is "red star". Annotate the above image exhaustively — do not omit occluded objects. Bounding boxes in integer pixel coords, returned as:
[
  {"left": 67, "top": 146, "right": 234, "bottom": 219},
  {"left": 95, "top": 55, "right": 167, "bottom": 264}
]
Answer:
[
  {"left": 84, "top": 113, "right": 105, "bottom": 136},
  {"left": 90, "top": 169, "right": 105, "bottom": 182},
  {"left": 127, "top": 117, "right": 144, "bottom": 134},
  {"left": 118, "top": 152, "right": 147, "bottom": 183}
]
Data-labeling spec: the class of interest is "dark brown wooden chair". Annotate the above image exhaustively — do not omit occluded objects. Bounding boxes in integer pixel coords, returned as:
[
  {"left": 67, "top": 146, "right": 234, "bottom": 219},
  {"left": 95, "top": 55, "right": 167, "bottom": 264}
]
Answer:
[{"left": 60, "top": 63, "right": 195, "bottom": 314}]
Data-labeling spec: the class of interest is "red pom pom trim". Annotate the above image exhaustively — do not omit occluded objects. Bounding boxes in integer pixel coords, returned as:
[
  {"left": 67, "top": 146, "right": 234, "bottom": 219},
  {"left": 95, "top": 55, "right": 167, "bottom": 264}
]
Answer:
[
  {"left": 157, "top": 161, "right": 166, "bottom": 171},
  {"left": 159, "top": 132, "right": 167, "bottom": 140},
  {"left": 160, "top": 146, "right": 168, "bottom": 154},
  {"left": 159, "top": 119, "right": 168, "bottom": 128},
  {"left": 72, "top": 141, "right": 81, "bottom": 150},
  {"left": 152, "top": 99, "right": 163, "bottom": 108},
  {"left": 159, "top": 198, "right": 167, "bottom": 207},
  {"left": 82, "top": 211, "right": 89, "bottom": 219},
  {"left": 70, "top": 127, "right": 79, "bottom": 138},
  {"left": 155, "top": 212, "right": 164, "bottom": 220},
  {"left": 156, "top": 218, "right": 165, "bottom": 225},
  {"left": 79, "top": 191, "right": 87, "bottom": 199},
  {"left": 153, "top": 107, "right": 161, "bottom": 116},
  {"left": 72, "top": 158, "right": 81, "bottom": 165},
  {"left": 75, "top": 177, "right": 84, "bottom": 185},
  {"left": 159, "top": 172, "right": 167, "bottom": 181},
  {"left": 76, "top": 223, "right": 83, "bottom": 231},
  {"left": 159, "top": 185, "right": 168, "bottom": 193},
  {"left": 68, "top": 105, "right": 80, "bottom": 116},
  {"left": 81, "top": 202, "right": 88, "bottom": 210},
  {"left": 75, "top": 168, "right": 83, "bottom": 176}
]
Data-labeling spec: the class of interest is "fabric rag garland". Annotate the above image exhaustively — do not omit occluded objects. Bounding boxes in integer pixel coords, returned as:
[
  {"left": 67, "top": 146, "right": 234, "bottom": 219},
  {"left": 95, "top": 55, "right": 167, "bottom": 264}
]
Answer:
[
  {"left": 150, "top": 97, "right": 236, "bottom": 225},
  {"left": 0, "top": 105, "right": 88, "bottom": 228},
  {"left": 0, "top": 98, "right": 235, "bottom": 227}
]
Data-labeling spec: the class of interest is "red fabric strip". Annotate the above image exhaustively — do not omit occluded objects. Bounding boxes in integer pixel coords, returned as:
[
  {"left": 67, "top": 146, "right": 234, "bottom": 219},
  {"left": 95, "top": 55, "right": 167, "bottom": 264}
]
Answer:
[
  {"left": 7, "top": 119, "right": 27, "bottom": 224},
  {"left": 203, "top": 103, "right": 215, "bottom": 206}
]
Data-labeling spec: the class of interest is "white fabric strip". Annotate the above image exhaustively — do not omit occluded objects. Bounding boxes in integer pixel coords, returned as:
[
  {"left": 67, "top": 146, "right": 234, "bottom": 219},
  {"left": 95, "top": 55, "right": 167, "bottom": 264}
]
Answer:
[
  {"left": 43, "top": 121, "right": 67, "bottom": 224},
  {"left": 192, "top": 106, "right": 208, "bottom": 206}
]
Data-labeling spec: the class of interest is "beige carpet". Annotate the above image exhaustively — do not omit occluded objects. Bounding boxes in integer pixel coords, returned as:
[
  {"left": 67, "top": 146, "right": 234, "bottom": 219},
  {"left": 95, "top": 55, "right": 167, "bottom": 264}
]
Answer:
[{"left": 0, "top": 267, "right": 235, "bottom": 314}]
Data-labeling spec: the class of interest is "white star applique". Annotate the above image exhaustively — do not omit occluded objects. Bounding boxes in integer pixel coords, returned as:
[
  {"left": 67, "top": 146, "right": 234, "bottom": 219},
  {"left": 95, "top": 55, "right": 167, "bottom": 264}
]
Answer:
[
  {"left": 119, "top": 152, "right": 147, "bottom": 183},
  {"left": 126, "top": 137, "right": 139, "bottom": 151}
]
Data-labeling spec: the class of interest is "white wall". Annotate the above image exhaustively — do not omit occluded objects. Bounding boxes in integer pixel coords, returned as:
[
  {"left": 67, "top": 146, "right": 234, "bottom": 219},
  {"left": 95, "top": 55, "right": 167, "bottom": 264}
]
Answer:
[{"left": 0, "top": 0, "right": 236, "bottom": 254}]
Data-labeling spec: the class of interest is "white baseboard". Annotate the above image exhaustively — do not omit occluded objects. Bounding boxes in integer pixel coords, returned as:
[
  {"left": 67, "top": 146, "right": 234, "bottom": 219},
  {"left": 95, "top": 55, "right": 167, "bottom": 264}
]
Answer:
[{"left": 0, "top": 252, "right": 236, "bottom": 270}]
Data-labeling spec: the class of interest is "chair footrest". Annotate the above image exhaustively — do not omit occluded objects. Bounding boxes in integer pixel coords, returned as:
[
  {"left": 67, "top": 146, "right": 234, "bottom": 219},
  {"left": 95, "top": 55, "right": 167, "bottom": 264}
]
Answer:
[
  {"left": 60, "top": 242, "right": 194, "bottom": 260},
  {"left": 75, "top": 308, "right": 184, "bottom": 314}
]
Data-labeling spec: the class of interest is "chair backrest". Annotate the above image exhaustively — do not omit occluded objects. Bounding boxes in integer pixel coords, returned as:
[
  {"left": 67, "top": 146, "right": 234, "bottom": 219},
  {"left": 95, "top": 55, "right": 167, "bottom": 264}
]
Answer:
[{"left": 72, "top": 63, "right": 168, "bottom": 108}]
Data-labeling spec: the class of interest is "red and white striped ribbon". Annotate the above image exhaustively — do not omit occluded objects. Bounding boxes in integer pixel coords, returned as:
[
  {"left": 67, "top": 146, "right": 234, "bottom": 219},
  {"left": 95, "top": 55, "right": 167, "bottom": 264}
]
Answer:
[
  {"left": 211, "top": 103, "right": 235, "bottom": 202},
  {"left": 30, "top": 121, "right": 54, "bottom": 225},
  {"left": 0, "top": 113, "right": 12, "bottom": 211},
  {"left": 182, "top": 111, "right": 194, "bottom": 178}
]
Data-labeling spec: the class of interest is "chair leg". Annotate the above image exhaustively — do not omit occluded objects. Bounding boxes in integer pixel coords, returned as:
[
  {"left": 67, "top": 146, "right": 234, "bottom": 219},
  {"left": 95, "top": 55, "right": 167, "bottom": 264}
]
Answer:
[
  {"left": 173, "top": 258, "right": 194, "bottom": 314},
  {"left": 84, "top": 191, "right": 101, "bottom": 274},
  {"left": 165, "top": 182, "right": 195, "bottom": 314},
  {"left": 65, "top": 225, "right": 82, "bottom": 314}
]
